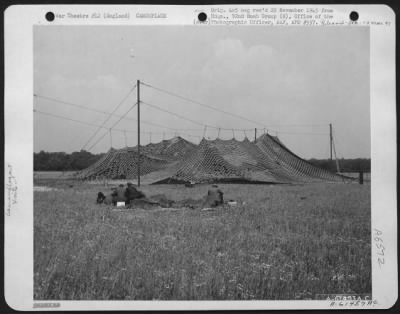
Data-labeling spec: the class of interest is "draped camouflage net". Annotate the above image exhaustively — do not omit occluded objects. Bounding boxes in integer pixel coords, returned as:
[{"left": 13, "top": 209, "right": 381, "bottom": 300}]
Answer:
[
  {"left": 160, "top": 134, "right": 348, "bottom": 184},
  {"left": 76, "top": 134, "right": 351, "bottom": 184},
  {"left": 75, "top": 137, "right": 196, "bottom": 180}
]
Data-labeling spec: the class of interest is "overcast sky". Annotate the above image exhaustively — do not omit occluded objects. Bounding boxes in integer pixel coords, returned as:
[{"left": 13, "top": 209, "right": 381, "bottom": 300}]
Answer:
[{"left": 34, "top": 25, "right": 370, "bottom": 158}]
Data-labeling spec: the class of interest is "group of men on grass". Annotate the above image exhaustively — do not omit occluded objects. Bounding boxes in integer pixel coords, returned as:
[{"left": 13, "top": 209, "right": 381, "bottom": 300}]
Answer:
[
  {"left": 97, "top": 182, "right": 145, "bottom": 205},
  {"left": 97, "top": 183, "right": 224, "bottom": 209}
]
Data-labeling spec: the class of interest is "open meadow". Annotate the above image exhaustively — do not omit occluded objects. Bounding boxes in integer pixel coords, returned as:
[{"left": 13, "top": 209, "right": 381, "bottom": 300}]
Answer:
[{"left": 34, "top": 179, "right": 371, "bottom": 300}]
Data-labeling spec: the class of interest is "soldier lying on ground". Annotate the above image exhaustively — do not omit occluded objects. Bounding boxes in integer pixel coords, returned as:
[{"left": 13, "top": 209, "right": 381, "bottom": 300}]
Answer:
[{"left": 148, "top": 185, "right": 224, "bottom": 209}]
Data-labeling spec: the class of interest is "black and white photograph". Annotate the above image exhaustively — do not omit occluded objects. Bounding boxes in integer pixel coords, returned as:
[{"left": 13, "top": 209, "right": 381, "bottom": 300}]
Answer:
[
  {"left": 32, "top": 24, "right": 373, "bottom": 301},
  {"left": 3, "top": 4, "right": 397, "bottom": 310}
]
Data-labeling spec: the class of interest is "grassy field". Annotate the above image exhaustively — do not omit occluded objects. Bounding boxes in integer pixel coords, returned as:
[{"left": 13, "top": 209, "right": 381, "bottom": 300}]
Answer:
[{"left": 34, "top": 180, "right": 371, "bottom": 300}]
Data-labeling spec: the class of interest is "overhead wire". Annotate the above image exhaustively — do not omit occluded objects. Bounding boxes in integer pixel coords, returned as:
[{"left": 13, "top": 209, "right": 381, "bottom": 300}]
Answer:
[
  {"left": 34, "top": 93, "right": 205, "bottom": 132},
  {"left": 35, "top": 81, "right": 332, "bottom": 152},
  {"left": 34, "top": 94, "right": 117, "bottom": 116},
  {"left": 142, "top": 81, "right": 331, "bottom": 130},
  {"left": 141, "top": 99, "right": 283, "bottom": 133},
  {"left": 80, "top": 83, "right": 137, "bottom": 150},
  {"left": 87, "top": 102, "right": 139, "bottom": 150},
  {"left": 34, "top": 108, "right": 200, "bottom": 138},
  {"left": 34, "top": 109, "right": 121, "bottom": 130},
  {"left": 35, "top": 98, "right": 329, "bottom": 152},
  {"left": 141, "top": 100, "right": 216, "bottom": 128},
  {"left": 141, "top": 81, "right": 268, "bottom": 128},
  {"left": 278, "top": 131, "right": 329, "bottom": 136},
  {"left": 35, "top": 89, "right": 328, "bottom": 135},
  {"left": 141, "top": 99, "right": 331, "bottom": 137}
]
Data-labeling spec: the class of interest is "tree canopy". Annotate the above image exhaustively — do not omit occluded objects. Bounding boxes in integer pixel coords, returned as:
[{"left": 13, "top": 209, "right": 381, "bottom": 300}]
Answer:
[{"left": 34, "top": 150, "right": 104, "bottom": 171}]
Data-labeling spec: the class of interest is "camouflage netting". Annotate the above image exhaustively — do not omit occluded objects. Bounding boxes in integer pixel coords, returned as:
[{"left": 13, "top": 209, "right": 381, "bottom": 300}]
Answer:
[
  {"left": 255, "top": 134, "right": 346, "bottom": 182},
  {"left": 159, "top": 134, "right": 348, "bottom": 184},
  {"left": 76, "top": 134, "right": 351, "bottom": 184},
  {"left": 75, "top": 137, "right": 196, "bottom": 180}
]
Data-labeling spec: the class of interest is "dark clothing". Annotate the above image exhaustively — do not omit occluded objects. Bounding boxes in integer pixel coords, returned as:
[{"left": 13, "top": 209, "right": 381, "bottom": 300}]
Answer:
[
  {"left": 148, "top": 194, "right": 174, "bottom": 208},
  {"left": 204, "top": 187, "right": 224, "bottom": 207},
  {"left": 125, "top": 186, "right": 146, "bottom": 204},
  {"left": 111, "top": 187, "right": 128, "bottom": 205},
  {"left": 97, "top": 192, "right": 106, "bottom": 204}
]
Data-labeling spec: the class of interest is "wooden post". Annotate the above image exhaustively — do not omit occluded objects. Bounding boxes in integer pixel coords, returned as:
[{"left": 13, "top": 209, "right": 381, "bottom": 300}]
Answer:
[
  {"left": 329, "top": 123, "right": 333, "bottom": 160},
  {"left": 359, "top": 171, "right": 364, "bottom": 184},
  {"left": 137, "top": 80, "right": 141, "bottom": 187},
  {"left": 254, "top": 128, "right": 257, "bottom": 141}
]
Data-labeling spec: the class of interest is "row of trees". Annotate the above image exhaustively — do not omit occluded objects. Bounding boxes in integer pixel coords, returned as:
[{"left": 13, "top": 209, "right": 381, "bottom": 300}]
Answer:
[
  {"left": 308, "top": 158, "right": 371, "bottom": 173},
  {"left": 34, "top": 150, "right": 371, "bottom": 173},
  {"left": 34, "top": 150, "right": 103, "bottom": 171}
]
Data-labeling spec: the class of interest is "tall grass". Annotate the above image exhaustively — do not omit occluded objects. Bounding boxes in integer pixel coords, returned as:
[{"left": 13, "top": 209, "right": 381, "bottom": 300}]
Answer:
[{"left": 34, "top": 183, "right": 371, "bottom": 300}]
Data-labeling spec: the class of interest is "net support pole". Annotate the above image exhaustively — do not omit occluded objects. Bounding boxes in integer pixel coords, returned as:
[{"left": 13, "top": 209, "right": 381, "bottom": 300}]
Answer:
[
  {"left": 332, "top": 137, "right": 341, "bottom": 173},
  {"left": 137, "top": 79, "right": 141, "bottom": 187},
  {"left": 329, "top": 123, "right": 333, "bottom": 160},
  {"left": 202, "top": 126, "right": 207, "bottom": 138}
]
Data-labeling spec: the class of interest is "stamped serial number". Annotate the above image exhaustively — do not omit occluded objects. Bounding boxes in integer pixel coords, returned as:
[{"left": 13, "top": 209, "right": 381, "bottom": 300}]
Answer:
[{"left": 374, "top": 228, "right": 385, "bottom": 267}]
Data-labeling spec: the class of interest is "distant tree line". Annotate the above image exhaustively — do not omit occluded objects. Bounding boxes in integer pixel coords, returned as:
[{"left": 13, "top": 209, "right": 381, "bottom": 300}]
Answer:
[
  {"left": 308, "top": 158, "right": 371, "bottom": 173},
  {"left": 34, "top": 150, "right": 104, "bottom": 171},
  {"left": 34, "top": 150, "right": 371, "bottom": 173}
]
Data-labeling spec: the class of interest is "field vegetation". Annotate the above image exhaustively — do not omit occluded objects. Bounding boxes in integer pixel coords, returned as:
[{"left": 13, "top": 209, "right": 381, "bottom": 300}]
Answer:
[{"left": 34, "top": 179, "right": 371, "bottom": 300}]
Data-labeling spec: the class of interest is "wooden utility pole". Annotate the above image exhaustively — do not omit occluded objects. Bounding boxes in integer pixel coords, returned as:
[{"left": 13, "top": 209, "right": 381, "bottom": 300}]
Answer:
[
  {"left": 329, "top": 123, "right": 333, "bottom": 160},
  {"left": 137, "top": 80, "right": 141, "bottom": 187}
]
